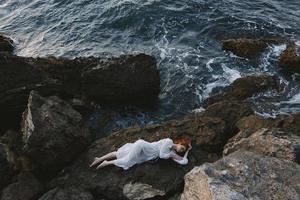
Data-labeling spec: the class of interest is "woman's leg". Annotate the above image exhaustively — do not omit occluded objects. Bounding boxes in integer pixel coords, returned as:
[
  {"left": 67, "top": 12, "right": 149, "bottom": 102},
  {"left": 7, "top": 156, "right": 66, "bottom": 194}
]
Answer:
[
  {"left": 90, "top": 151, "right": 117, "bottom": 168},
  {"left": 96, "top": 160, "right": 116, "bottom": 169}
]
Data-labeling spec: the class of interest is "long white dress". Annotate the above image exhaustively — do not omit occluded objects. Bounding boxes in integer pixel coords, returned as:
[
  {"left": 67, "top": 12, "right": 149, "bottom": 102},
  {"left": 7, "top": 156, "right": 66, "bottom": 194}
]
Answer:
[{"left": 114, "top": 138, "right": 187, "bottom": 170}]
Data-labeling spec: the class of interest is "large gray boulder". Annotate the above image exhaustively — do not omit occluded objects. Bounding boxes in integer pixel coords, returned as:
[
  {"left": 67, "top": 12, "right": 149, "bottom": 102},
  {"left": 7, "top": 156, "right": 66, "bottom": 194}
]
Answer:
[
  {"left": 0, "top": 43, "right": 160, "bottom": 133},
  {"left": 20, "top": 91, "right": 93, "bottom": 176},
  {"left": 1, "top": 172, "right": 44, "bottom": 200},
  {"left": 180, "top": 151, "right": 300, "bottom": 200},
  {"left": 42, "top": 101, "right": 254, "bottom": 200},
  {"left": 223, "top": 128, "right": 300, "bottom": 164}
]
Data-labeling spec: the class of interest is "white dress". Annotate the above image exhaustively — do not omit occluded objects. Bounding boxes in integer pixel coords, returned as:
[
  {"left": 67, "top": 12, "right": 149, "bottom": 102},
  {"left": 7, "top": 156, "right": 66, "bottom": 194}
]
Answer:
[{"left": 114, "top": 138, "right": 187, "bottom": 170}]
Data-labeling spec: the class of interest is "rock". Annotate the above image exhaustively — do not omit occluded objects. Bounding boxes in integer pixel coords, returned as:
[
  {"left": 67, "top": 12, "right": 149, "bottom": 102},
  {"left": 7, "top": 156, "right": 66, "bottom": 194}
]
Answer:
[
  {"left": 0, "top": 34, "right": 14, "bottom": 53},
  {"left": 236, "top": 112, "right": 300, "bottom": 137},
  {"left": 80, "top": 53, "right": 160, "bottom": 104},
  {"left": 223, "top": 128, "right": 300, "bottom": 163},
  {"left": 278, "top": 43, "right": 300, "bottom": 73},
  {"left": 0, "top": 53, "right": 160, "bottom": 133},
  {"left": 235, "top": 114, "right": 274, "bottom": 133},
  {"left": 0, "top": 144, "right": 14, "bottom": 192},
  {"left": 1, "top": 172, "right": 44, "bottom": 200},
  {"left": 45, "top": 101, "right": 254, "bottom": 200},
  {"left": 38, "top": 187, "right": 94, "bottom": 200},
  {"left": 275, "top": 112, "right": 300, "bottom": 136},
  {"left": 123, "top": 182, "right": 166, "bottom": 200},
  {"left": 203, "top": 75, "right": 280, "bottom": 107},
  {"left": 19, "top": 91, "right": 93, "bottom": 177},
  {"left": 202, "top": 101, "right": 254, "bottom": 136},
  {"left": 45, "top": 113, "right": 233, "bottom": 200},
  {"left": 222, "top": 38, "right": 267, "bottom": 58},
  {"left": 180, "top": 151, "right": 300, "bottom": 200},
  {"left": 0, "top": 54, "right": 60, "bottom": 134},
  {"left": 0, "top": 130, "right": 32, "bottom": 171},
  {"left": 222, "top": 37, "right": 285, "bottom": 58}
]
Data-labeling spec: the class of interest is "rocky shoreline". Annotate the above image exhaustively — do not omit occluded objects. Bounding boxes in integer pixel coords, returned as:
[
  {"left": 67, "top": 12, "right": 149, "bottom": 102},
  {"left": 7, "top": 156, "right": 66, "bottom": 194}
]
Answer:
[{"left": 0, "top": 34, "right": 299, "bottom": 200}]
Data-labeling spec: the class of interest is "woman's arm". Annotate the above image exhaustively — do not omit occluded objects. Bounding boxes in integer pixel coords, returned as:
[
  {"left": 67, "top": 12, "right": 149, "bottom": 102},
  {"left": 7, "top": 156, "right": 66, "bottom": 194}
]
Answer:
[{"left": 170, "top": 143, "right": 192, "bottom": 165}]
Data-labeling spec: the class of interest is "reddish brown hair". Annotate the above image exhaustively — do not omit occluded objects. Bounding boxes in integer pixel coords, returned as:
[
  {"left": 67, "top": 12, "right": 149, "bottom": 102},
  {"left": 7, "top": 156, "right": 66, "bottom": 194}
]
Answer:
[{"left": 173, "top": 137, "right": 190, "bottom": 149}]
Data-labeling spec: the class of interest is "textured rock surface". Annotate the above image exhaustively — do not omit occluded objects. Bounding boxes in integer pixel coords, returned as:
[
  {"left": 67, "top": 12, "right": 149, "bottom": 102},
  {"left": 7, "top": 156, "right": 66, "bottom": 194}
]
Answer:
[
  {"left": 0, "top": 52, "right": 160, "bottom": 134},
  {"left": 202, "top": 101, "right": 254, "bottom": 136},
  {"left": 203, "top": 75, "right": 280, "bottom": 107},
  {"left": 42, "top": 101, "right": 253, "bottom": 200},
  {"left": 180, "top": 151, "right": 300, "bottom": 200},
  {"left": 0, "top": 130, "right": 32, "bottom": 172},
  {"left": 278, "top": 43, "right": 300, "bottom": 73},
  {"left": 19, "top": 91, "right": 93, "bottom": 176},
  {"left": 80, "top": 54, "right": 160, "bottom": 104},
  {"left": 123, "top": 182, "right": 165, "bottom": 200},
  {"left": 38, "top": 187, "right": 94, "bottom": 200},
  {"left": 222, "top": 38, "right": 267, "bottom": 58},
  {"left": 1, "top": 172, "right": 44, "bottom": 200},
  {"left": 0, "top": 144, "right": 14, "bottom": 192},
  {"left": 236, "top": 112, "right": 300, "bottom": 137},
  {"left": 222, "top": 37, "right": 285, "bottom": 58},
  {"left": 48, "top": 118, "right": 222, "bottom": 199},
  {"left": 0, "top": 35, "right": 14, "bottom": 53},
  {"left": 275, "top": 112, "right": 300, "bottom": 136},
  {"left": 223, "top": 128, "right": 300, "bottom": 163},
  {"left": 235, "top": 114, "right": 274, "bottom": 133}
]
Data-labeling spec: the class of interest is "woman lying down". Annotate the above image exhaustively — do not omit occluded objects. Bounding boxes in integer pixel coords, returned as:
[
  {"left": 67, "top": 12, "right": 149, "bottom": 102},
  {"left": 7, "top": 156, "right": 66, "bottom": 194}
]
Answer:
[{"left": 90, "top": 137, "right": 192, "bottom": 170}]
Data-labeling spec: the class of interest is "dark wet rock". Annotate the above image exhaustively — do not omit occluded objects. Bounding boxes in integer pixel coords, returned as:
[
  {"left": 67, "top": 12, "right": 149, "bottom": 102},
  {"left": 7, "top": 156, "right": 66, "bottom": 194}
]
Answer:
[
  {"left": 0, "top": 144, "right": 14, "bottom": 193},
  {"left": 45, "top": 114, "right": 235, "bottom": 200},
  {"left": 203, "top": 75, "right": 280, "bottom": 107},
  {"left": 223, "top": 128, "right": 300, "bottom": 164},
  {"left": 202, "top": 101, "right": 254, "bottom": 136},
  {"left": 0, "top": 130, "right": 32, "bottom": 172},
  {"left": 0, "top": 34, "right": 14, "bottom": 53},
  {"left": 235, "top": 114, "right": 274, "bottom": 133},
  {"left": 0, "top": 54, "right": 60, "bottom": 133},
  {"left": 181, "top": 151, "right": 300, "bottom": 200},
  {"left": 18, "top": 91, "right": 93, "bottom": 177},
  {"left": 222, "top": 37, "right": 286, "bottom": 58},
  {"left": 236, "top": 112, "right": 300, "bottom": 137},
  {"left": 274, "top": 112, "right": 300, "bottom": 137},
  {"left": 38, "top": 187, "right": 94, "bottom": 200},
  {"left": 222, "top": 38, "right": 267, "bottom": 58},
  {"left": 80, "top": 54, "right": 160, "bottom": 104},
  {"left": 0, "top": 53, "right": 160, "bottom": 133},
  {"left": 278, "top": 43, "right": 300, "bottom": 73},
  {"left": 1, "top": 172, "right": 44, "bottom": 200},
  {"left": 44, "top": 101, "right": 254, "bottom": 200}
]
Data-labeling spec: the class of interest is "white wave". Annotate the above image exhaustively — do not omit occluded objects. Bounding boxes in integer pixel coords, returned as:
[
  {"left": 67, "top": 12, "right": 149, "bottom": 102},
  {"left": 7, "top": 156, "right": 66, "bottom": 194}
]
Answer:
[
  {"left": 286, "top": 93, "right": 300, "bottom": 104},
  {"left": 202, "top": 79, "right": 224, "bottom": 99},
  {"left": 221, "top": 64, "right": 241, "bottom": 83},
  {"left": 205, "top": 58, "right": 214, "bottom": 72},
  {"left": 191, "top": 107, "right": 205, "bottom": 114},
  {"left": 272, "top": 44, "right": 287, "bottom": 57},
  {"left": 255, "top": 111, "right": 277, "bottom": 119},
  {"left": 198, "top": 64, "right": 241, "bottom": 101}
]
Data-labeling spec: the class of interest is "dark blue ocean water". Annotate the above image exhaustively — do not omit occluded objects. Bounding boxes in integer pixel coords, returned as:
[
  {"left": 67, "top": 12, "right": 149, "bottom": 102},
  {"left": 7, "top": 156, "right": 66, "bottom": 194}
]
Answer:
[{"left": 1, "top": 0, "right": 300, "bottom": 132}]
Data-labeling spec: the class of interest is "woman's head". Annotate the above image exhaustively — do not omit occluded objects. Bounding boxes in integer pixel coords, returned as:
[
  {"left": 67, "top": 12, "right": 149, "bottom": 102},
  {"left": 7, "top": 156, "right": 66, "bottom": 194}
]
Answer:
[{"left": 172, "top": 137, "right": 190, "bottom": 154}]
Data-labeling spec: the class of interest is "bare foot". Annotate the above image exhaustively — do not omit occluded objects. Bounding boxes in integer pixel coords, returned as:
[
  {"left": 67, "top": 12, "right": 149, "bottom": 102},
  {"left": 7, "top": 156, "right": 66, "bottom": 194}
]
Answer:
[
  {"left": 90, "top": 157, "right": 101, "bottom": 168},
  {"left": 96, "top": 160, "right": 108, "bottom": 169}
]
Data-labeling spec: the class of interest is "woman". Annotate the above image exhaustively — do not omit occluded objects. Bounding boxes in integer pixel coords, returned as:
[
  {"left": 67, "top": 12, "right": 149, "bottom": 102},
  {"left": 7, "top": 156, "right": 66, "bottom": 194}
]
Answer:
[{"left": 90, "top": 137, "right": 192, "bottom": 170}]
